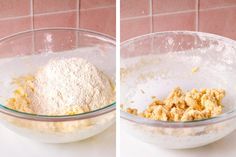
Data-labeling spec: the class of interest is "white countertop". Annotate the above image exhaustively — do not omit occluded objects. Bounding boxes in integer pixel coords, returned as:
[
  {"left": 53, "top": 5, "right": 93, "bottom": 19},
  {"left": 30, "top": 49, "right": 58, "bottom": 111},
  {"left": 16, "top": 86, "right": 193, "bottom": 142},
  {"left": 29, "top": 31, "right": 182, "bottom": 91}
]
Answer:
[
  {"left": 121, "top": 129, "right": 236, "bottom": 157},
  {"left": 0, "top": 124, "right": 115, "bottom": 157},
  {"left": 3, "top": 121, "right": 236, "bottom": 157}
]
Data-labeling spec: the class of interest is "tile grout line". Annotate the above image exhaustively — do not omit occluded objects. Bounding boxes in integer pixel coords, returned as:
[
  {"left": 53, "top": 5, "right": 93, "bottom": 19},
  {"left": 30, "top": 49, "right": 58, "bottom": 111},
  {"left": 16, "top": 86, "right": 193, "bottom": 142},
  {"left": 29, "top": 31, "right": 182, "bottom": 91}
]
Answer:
[
  {"left": 153, "top": 9, "right": 196, "bottom": 16},
  {"left": 34, "top": 9, "right": 77, "bottom": 16},
  {"left": 30, "top": 0, "right": 35, "bottom": 53},
  {"left": 150, "top": 0, "right": 154, "bottom": 54},
  {"left": 0, "top": 9, "right": 78, "bottom": 22},
  {"left": 1, "top": 4, "right": 235, "bottom": 22},
  {"left": 76, "top": 0, "right": 79, "bottom": 29},
  {"left": 121, "top": 15, "right": 151, "bottom": 21},
  {"left": 149, "top": 0, "right": 153, "bottom": 33},
  {"left": 155, "top": 4, "right": 236, "bottom": 14},
  {"left": 196, "top": 0, "right": 199, "bottom": 31},
  {"left": 0, "top": 15, "right": 32, "bottom": 21},
  {"left": 30, "top": 0, "right": 34, "bottom": 29},
  {"left": 121, "top": 9, "right": 197, "bottom": 21},
  {"left": 76, "top": 0, "right": 79, "bottom": 48}
]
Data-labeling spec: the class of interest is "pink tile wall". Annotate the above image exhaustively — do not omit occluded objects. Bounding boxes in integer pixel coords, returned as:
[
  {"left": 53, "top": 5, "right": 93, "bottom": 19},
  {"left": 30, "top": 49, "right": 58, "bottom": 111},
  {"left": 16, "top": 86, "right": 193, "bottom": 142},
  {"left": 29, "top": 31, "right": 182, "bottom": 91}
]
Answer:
[
  {"left": 121, "top": 17, "right": 151, "bottom": 41},
  {"left": 199, "top": 0, "right": 236, "bottom": 9},
  {"left": 33, "top": 0, "right": 77, "bottom": 29},
  {"left": 199, "top": 0, "right": 236, "bottom": 40},
  {"left": 152, "top": 0, "right": 196, "bottom": 14},
  {"left": 0, "top": 0, "right": 30, "bottom": 18},
  {"left": 121, "top": 0, "right": 236, "bottom": 41},
  {"left": 80, "top": 0, "right": 115, "bottom": 9},
  {"left": 121, "top": 0, "right": 197, "bottom": 41},
  {"left": 153, "top": 12, "right": 196, "bottom": 32},
  {"left": 121, "top": 0, "right": 152, "bottom": 41},
  {"left": 34, "top": 12, "right": 77, "bottom": 28},
  {"left": 79, "top": 0, "right": 116, "bottom": 37},
  {"left": 0, "top": 17, "right": 31, "bottom": 39},
  {"left": 0, "top": 0, "right": 31, "bottom": 39},
  {"left": 121, "top": 0, "right": 150, "bottom": 18},
  {"left": 0, "top": 0, "right": 116, "bottom": 40},
  {"left": 33, "top": 0, "right": 76, "bottom": 14}
]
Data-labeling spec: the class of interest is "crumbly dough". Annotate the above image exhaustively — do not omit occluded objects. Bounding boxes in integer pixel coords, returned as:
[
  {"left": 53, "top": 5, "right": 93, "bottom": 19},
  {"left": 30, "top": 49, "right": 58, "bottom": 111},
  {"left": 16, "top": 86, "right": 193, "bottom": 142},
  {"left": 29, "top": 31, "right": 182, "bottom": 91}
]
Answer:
[
  {"left": 125, "top": 87, "right": 225, "bottom": 121},
  {"left": 7, "top": 75, "right": 35, "bottom": 114},
  {"left": 191, "top": 67, "right": 199, "bottom": 73}
]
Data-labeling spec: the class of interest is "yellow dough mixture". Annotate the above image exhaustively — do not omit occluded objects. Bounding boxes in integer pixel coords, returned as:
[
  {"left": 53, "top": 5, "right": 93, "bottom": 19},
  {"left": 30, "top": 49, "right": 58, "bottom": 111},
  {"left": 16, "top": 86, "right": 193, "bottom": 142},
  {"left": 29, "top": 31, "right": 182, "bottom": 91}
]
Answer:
[
  {"left": 7, "top": 75, "right": 35, "bottom": 114},
  {"left": 125, "top": 87, "right": 225, "bottom": 121}
]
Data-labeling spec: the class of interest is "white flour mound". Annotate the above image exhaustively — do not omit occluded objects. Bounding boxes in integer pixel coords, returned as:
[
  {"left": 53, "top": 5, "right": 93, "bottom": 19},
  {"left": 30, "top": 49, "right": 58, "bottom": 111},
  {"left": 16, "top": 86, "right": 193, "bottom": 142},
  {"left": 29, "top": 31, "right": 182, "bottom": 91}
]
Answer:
[{"left": 30, "top": 58, "right": 115, "bottom": 115}]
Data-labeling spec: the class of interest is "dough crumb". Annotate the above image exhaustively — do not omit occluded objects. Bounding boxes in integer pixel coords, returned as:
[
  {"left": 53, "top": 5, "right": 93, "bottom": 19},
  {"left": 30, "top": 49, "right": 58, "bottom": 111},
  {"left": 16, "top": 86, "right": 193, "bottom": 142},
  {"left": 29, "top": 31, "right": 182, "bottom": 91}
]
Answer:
[{"left": 191, "top": 67, "right": 199, "bottom": 73}]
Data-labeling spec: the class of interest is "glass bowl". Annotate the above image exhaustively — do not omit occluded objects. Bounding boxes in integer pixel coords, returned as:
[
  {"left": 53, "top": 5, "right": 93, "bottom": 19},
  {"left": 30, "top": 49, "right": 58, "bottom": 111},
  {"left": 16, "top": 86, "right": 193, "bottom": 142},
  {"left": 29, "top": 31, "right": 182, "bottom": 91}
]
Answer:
[
  {"left": 120, "top": 31, "right": 236, "bottom": 149},
  {"left": 0, "top": 28, "right": 116, "bottom": 143}
]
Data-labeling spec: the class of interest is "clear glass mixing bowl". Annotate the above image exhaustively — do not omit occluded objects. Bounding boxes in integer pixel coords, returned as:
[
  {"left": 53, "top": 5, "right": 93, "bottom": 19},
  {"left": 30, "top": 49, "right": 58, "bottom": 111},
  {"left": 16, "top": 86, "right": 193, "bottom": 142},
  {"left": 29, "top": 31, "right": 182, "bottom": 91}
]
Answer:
[
  {"left": 0, "top": 28, "right": 116, "bottom": 143},
  {"left": 120, "top": 31, "right": 236, "bottom": 149}
]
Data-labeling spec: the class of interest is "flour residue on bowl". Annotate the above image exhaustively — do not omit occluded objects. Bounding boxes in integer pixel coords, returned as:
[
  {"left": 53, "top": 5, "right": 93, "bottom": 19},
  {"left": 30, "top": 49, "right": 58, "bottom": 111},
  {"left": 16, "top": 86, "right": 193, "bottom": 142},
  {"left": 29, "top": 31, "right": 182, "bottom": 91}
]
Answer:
[{"left": 121, "top": 47, "right": 236, "bottom": 114}]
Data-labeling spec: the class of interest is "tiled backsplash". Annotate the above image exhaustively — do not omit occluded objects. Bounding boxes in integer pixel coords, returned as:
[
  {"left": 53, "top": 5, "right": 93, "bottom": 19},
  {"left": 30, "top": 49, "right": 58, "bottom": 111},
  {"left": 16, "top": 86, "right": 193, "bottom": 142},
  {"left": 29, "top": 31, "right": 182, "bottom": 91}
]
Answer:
[
  {"left": 80, "top": 0, "right": 116, "bottom": 36},
  {"left": 121, "top": 0, "right": 236, "bottom": 41},
  {"left": 0, "top": 0, "right": 116, "bottom": 39},
  {"left": 0, "top": 0, "right": 235, "bottom": 42}
]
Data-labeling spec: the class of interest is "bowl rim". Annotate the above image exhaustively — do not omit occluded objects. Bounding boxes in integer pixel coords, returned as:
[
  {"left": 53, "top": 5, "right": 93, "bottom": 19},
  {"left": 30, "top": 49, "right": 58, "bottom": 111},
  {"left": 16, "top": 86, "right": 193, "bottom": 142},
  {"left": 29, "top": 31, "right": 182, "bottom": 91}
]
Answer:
[
  {"left": 0, "top": 103, "right": 115, "bottom": 122},
  {"left": 121, "top": 110, "right": 236, "bottom": 128},
  {"left": 0, "top": 27, "right": 116, "bottom": 43},
  {"left": 121, "top": 30, "right": 236, "bottom": 47},
  {"left": 0, "top": 28, "right": 116, "bottom": 122},
  {"left": 120, "top": 31, "right": 236, "bottom": 128}
]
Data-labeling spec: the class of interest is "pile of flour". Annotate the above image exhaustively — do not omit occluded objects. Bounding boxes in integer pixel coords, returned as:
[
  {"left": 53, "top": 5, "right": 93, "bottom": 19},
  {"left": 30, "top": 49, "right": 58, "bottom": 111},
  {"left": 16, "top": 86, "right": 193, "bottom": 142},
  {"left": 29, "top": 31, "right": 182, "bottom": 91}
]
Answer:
[{"left": 29, "top": 58, "right": 115, "bottom": 115}]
